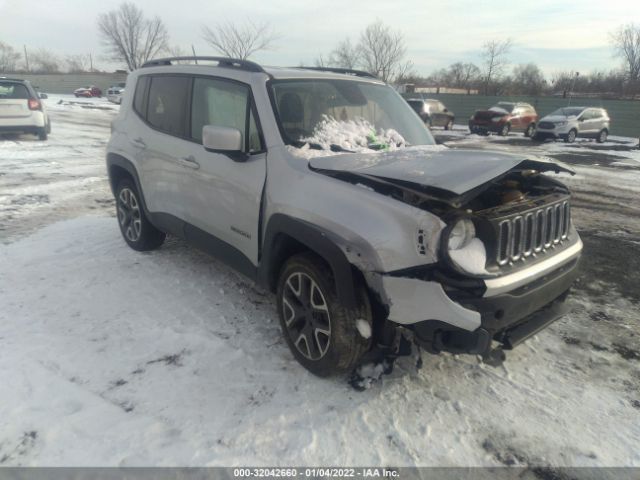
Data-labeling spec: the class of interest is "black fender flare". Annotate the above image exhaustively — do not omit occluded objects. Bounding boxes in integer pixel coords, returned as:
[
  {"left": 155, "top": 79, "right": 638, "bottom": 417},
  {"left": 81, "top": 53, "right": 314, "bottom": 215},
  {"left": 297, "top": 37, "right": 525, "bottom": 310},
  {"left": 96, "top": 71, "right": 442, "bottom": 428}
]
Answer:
[
  {"left": 106, "top": 153, "right": 151, "bottom": 216},
  {"left": 258, "top": 214, "right": 358, "bottom": 309}
]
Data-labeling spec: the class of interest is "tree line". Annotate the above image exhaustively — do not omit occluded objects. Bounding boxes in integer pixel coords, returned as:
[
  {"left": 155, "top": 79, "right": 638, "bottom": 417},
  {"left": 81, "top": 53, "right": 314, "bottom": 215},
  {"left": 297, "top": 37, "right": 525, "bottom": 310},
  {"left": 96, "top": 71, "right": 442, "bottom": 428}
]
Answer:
[{"left": 1, "top": 2, "right": 639, "bottom": 98}]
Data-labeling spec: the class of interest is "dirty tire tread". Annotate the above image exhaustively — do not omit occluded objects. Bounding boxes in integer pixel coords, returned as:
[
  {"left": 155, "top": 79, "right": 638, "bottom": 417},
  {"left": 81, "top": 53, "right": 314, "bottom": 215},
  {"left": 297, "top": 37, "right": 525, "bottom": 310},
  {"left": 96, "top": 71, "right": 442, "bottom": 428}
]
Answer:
[
  {"left": 277, "top": 252, "right": 372, "bottom": 377},
  {"left": 115, "top": 178, "right": 166, "bottom": 252}
]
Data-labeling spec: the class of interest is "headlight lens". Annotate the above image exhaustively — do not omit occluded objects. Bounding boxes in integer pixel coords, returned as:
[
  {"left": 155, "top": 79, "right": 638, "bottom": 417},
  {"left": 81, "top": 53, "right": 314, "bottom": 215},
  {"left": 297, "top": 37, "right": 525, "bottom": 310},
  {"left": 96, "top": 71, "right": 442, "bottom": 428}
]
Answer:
[
  {"left": 447, "top": 219, "right": 476, "bottom": 251},
  {"left": 555, "top": 121, "right": 567, "bottom": 126}
]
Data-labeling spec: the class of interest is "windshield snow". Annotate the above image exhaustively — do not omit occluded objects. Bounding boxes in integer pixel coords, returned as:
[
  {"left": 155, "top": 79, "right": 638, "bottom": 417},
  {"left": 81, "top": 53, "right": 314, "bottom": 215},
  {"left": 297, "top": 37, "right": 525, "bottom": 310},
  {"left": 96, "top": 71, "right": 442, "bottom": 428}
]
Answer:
[
  {"left": 549, "top": 107, "right": 585, "bottom": 117},
  {"left": 270, "top": 79, "right": 434, "bottom": 152}
]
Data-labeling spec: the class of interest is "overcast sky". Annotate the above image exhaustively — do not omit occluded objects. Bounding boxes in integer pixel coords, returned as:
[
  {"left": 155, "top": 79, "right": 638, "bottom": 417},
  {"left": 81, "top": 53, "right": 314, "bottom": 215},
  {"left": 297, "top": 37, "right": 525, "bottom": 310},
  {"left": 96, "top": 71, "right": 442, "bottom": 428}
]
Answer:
[{"left": 0, "top": 0, "right": 633, "bottom": 77}]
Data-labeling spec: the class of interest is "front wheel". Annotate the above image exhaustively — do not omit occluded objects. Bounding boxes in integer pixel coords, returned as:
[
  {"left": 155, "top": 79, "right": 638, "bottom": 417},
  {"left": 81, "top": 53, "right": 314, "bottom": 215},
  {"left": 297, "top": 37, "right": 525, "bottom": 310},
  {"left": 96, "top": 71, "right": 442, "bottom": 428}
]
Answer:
[
  {"left": 115, "top": 179, "right": 165, "bottom": 251},
  {"left": 277, "top": 253, "right": 372, "bottom": 377},
  {"left": 444, "top": 119, "right": 454, "bottom": 130},
  {"left": 499, "top": 123, "right": 511, "bottom": 136},
  {"left": 564, "top": 129, "right": 577, "bottom": 143}
]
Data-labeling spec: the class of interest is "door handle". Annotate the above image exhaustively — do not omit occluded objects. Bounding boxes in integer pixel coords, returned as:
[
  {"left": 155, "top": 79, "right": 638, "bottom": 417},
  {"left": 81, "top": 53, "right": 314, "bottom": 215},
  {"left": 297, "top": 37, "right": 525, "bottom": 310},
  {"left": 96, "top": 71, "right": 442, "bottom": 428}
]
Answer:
[
  {"left": 131, "top": 137, "right": 146, "bottom": 148},
  {"left": 178, "top": 155, "right": 200, "bottom": 170}
]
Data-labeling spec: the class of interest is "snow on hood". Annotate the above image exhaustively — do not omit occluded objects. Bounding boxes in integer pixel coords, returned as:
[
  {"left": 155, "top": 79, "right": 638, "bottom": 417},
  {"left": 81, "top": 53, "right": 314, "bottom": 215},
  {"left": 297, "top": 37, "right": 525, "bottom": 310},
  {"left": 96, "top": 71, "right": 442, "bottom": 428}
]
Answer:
[
  {"left": 300, "top": 116, "right": 407, "bottom": 153},
  {"left": 309, "top": 148, "right": 575, "bottom": 196},
  {"left": 488, "top": 106, "right": 510, "bottom": 114}
]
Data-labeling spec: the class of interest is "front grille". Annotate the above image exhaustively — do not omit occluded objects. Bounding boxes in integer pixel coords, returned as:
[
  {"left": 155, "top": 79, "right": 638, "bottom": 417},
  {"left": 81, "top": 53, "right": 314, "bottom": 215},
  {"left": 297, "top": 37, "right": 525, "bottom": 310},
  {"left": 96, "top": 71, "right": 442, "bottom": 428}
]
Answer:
[
  {"left": 538, "top": 121, "right": 555, "bottom": 129},
  {"left": 495, "top": 200, "right": 571, "bottom": 266}
]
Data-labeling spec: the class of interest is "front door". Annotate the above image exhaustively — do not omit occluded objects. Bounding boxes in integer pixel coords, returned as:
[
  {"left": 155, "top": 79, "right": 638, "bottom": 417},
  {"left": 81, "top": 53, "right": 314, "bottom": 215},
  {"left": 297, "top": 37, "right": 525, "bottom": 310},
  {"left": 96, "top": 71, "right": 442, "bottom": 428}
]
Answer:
[{"left": 179, "top": 76, "right": 266, "bottom": 265}]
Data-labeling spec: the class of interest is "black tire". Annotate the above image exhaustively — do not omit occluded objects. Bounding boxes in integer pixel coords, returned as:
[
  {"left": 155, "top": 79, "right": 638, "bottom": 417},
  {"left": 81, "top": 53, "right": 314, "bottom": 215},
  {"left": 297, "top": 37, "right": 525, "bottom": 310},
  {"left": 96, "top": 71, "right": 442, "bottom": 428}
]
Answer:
[
  {"left": 564, "top": 129, "right": 577, "bottom": 143},
  {"left": 499, "top": 123, "right": 511, "bottom": 136},
  {"left": 115, "top": 178, "right": 165, "bottom": 251},
  {"left": 426, "top": 116, "right": 432, "bottom": 129},
  {"left": 45, "top": 119, "right": 51, "bottom": 134},
  {"left": 524, "top": 123, "right": 536, "bottom": 138},
  {"left": 444, "top": 119, "right": 453, "bottom": 130},
  {"left": 276, "top": 253, "right": 372, "bottom": 377},
  {"left": 37, "top": 128, "right": 47, "bottom": 141},
  {"left": 596, "top": 129, "right": 608, "bottom": 143}
]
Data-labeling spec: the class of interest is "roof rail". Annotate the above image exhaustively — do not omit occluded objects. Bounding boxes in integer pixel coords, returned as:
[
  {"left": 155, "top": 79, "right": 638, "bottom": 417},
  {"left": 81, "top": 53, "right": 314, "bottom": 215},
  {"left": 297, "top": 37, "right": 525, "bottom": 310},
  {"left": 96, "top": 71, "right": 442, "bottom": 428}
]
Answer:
[
  {"left": 141, "top": 56, "right": 265, "bottom": 73},
  {"left": 295, "top": 66, "right": 377, "bottom": 79}
]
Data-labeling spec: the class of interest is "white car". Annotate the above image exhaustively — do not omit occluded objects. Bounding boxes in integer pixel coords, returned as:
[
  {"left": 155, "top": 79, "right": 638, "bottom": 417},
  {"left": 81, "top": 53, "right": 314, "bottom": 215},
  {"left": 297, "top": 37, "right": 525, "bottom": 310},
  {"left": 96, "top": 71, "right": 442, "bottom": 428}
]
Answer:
[
  {"left": 0, "top": 78, "right": 51, "bottom": 140},
  {"left": 107, "top": 83, "right": 126, "bottom": 104},
  {"left": 534, "top": 107, "right": 610, "bottom": 143}
]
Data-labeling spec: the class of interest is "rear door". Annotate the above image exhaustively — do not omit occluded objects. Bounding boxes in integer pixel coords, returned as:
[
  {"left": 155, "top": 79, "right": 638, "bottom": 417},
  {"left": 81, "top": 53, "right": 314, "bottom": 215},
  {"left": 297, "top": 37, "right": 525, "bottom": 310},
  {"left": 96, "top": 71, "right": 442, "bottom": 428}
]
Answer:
[
  {"left": 179, "top": 76, "right": 266, "bottom": 265},
  {"left": 134, "top": 74, "right": 193, "bottom": 221},
  {"left": 0, "top": 82, "right": 31, "bottom": 121}
]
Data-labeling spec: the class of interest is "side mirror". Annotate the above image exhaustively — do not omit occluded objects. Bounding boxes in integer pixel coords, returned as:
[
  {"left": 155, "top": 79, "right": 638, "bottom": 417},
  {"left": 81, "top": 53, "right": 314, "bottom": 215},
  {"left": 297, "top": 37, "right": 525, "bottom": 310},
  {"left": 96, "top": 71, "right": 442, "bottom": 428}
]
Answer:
[
  {"left": 39, "top": 93, "right": 48, "bottom": 99},
  {"left": 202, "top": 125, "right": 246, "bottom": 160},
  {"left": 443, "top": 108, "right": 448, "bottom": 112}
]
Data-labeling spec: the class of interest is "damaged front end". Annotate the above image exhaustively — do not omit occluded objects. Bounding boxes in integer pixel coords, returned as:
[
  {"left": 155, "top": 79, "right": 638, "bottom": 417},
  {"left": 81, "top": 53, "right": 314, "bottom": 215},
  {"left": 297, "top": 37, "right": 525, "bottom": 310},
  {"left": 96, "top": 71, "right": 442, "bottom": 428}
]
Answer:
[{"left": 311, "top": 150, "right": 583, "bottom": 365}]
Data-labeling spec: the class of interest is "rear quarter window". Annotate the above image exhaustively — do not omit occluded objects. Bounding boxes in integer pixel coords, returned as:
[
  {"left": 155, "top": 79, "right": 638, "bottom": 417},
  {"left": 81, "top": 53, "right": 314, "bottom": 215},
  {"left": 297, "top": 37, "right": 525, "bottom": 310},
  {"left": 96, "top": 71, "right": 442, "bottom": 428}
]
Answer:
[{"left": 133, "top": 76, "right": 150, "bottom": 117}]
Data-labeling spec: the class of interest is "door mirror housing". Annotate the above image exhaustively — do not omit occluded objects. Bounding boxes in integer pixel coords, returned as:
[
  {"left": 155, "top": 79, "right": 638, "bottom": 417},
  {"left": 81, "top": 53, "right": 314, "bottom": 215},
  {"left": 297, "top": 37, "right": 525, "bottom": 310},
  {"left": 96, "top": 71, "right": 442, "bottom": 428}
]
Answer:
[
  {"left": 202, "top": 125, "right": 247, "bottom": 161},
  {"left": 39, "top": 93, "right": 48, "bottom": 99}
]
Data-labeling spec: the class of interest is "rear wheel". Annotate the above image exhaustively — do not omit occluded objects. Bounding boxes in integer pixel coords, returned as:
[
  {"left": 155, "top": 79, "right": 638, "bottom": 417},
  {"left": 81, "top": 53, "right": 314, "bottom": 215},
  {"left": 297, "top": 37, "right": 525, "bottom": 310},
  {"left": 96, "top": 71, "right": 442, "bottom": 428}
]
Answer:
[
  {"left": 276, "top": 253, "right": 372, "bottom": 377},
  {"left": 37, "top": 128, "right": 47, "bottom": 141},
  {"left": 524, "top": 123, "right": 536, "bottom": 137},
  {"left": 596, "top": 129, "right": 608, "bottom": 143},
  {"left": 115, "top": 178, "right": 165, "bottom": 251},
  {"left": 565, "top": 129, "right": 577, "bottom": 143}
]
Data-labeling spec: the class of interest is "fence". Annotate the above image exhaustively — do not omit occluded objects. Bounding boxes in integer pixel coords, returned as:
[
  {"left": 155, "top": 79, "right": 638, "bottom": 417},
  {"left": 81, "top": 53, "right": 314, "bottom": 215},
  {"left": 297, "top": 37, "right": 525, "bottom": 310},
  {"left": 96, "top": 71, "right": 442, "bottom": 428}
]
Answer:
[
  {"left": 403, "top": 93, "right": 640, "bottom": 138},
  {"left": 3, "top": 73, "right": 128, "bottom": 96}
]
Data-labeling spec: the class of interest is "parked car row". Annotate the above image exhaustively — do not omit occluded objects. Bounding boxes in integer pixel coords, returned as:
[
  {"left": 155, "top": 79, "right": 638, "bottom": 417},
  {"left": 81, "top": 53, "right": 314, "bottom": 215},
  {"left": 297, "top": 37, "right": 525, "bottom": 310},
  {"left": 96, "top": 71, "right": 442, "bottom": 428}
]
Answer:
[{"left": 406, "top": 97, "right": 611, "bottom": 144}]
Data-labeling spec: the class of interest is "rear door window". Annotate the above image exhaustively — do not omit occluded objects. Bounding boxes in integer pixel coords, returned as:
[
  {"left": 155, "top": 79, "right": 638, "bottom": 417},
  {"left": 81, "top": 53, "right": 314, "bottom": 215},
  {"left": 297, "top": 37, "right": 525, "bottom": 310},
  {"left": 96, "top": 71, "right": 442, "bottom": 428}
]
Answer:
[
  {"left": 0, "top": 82, "right": 30, "bottom": 99},
  {"left": 146, "top": 75, "right": 190, "bottom": 137}
]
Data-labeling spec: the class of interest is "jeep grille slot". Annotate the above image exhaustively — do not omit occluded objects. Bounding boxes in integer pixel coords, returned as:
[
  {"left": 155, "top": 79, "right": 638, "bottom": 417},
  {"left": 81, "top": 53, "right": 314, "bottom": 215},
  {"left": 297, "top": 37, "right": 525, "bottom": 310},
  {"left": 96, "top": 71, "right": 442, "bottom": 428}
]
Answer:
[{"left": 496, "top": 200, "right": 571, "bottom": 266}]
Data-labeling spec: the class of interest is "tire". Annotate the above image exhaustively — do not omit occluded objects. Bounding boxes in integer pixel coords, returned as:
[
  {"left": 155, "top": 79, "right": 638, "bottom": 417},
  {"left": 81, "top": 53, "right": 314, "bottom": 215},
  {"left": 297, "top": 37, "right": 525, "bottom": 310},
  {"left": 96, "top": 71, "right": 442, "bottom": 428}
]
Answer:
[
  {"left": 564, "top": 129, "right": 577, "bottom": 143},
  {"left": 444, "top": 119, "right": 453, "bottom": 131},
  {"left": 596, "top": 129, "right": 608, "bottom": 143},
  {"left": 37, "top": 128, "right": 48, "bottom": 141},
  {"left": 276, "top": 253, "right": 372, "bottom": 377},
  {"left": 115, "top": 178, "right": 165, "bottom": 251},
  {"left": 499, "top": 123, "right": 510, "bottom": 136},
  {"left": 524, "top": 123, "right": 536, "bottom": 138},
  {"left": 46, "top": 119, "right": 51, "bottom": 134},
  {"left": 426, "top": 117, "right": 432, "bottom": 129}
]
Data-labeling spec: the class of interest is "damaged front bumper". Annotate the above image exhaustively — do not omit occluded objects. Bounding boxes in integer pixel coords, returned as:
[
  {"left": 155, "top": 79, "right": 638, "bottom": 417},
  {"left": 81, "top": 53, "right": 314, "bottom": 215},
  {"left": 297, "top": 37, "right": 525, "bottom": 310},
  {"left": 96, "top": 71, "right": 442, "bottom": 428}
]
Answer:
[{"left": 377, "top": 237, "right": 582, "bottom": 358}]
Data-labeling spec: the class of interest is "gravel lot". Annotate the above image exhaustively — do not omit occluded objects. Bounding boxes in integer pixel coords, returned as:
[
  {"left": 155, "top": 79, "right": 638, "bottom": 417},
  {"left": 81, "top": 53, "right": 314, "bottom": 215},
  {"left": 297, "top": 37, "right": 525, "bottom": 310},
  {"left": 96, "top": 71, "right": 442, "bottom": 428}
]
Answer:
[{"left": 1, "top": 97, "right": 638, "bottom": 467}]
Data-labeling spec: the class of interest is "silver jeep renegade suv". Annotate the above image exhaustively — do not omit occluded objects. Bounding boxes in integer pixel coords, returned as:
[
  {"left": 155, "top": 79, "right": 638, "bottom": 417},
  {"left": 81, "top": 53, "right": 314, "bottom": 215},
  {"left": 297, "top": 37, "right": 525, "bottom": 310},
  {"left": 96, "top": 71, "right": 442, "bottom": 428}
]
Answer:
[{"left": 106, "top": 57, "right": 583, "bottom": 376}]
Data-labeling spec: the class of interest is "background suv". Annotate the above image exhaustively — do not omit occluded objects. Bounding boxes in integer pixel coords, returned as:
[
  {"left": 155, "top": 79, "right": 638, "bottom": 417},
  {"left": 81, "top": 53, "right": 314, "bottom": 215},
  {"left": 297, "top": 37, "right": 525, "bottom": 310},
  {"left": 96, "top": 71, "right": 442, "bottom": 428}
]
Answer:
[
  {"left": 107, "top": 83, "right": 126, "bottom": 104},
  {"left": 406, "top": 98, "right": 455, "bottom": 129},
  {"left": 534, "top": 107, "right": 610, "bottom": 143},
  {"left": 469, "top": 102, "right": 538, "bottom": 137},
  {"left": 0, "top": 77, "right": 51, "bottom": 140},
  {"left": 107, "top": 57, "right": 582, "bottom": 377}
]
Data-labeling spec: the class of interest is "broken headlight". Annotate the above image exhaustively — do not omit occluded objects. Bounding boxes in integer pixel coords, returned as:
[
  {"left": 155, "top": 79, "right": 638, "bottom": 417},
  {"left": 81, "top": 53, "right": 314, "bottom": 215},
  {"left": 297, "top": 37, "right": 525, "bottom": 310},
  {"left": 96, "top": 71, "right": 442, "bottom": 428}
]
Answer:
[
  {"left": 445, "top": 219, "right": 490, "bottom": 276},
  {"left": 447, "top": 218, "right": 475, "bottom": 250}
]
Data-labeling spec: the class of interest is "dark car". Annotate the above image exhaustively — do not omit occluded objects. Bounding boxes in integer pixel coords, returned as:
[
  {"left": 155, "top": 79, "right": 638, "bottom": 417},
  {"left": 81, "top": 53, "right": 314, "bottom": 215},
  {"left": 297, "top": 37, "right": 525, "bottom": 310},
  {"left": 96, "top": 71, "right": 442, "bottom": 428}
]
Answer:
[
  {"left": 406, "top": 98, "right": 455, "bottom": 130},
  {"left": 469, "top": 102, "right": 538, "bottom": 137}
]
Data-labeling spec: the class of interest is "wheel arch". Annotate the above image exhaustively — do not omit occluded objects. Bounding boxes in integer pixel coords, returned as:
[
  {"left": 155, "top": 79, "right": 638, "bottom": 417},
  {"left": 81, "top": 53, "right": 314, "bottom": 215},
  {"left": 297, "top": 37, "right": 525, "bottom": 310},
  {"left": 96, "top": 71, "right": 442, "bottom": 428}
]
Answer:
[
  {"left": 259, "top": 214, "right": 360, "bottom": 309},
  {"left": 106, "top": 153, "right": 150, "bottom": 215}
]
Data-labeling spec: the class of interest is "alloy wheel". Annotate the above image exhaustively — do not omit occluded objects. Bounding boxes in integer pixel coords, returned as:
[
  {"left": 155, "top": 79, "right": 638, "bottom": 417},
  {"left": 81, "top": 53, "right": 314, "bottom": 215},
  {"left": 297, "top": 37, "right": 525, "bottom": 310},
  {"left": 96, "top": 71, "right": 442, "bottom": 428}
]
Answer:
[
  {"left": 281, "top": 271, "right": 331, "bottom": 360},
  {"left": 117, "top": 188, "right": 142, "bottom": 242}
]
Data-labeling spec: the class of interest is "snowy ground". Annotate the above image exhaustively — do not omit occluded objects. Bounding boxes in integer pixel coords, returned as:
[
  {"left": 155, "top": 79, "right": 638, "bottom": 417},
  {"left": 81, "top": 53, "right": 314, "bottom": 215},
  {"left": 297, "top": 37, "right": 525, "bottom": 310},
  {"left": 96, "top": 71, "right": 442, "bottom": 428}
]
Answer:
[{"left": 1, "top": 105, "right": 639, "bottom": 467}]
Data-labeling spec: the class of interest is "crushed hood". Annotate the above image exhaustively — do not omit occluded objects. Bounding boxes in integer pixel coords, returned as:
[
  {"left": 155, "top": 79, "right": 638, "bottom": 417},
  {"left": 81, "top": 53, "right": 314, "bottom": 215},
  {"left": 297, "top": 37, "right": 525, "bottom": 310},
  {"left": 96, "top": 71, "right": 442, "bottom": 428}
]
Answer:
[{"left": 308, "top": 147, "right": 574, "bottom": 196}]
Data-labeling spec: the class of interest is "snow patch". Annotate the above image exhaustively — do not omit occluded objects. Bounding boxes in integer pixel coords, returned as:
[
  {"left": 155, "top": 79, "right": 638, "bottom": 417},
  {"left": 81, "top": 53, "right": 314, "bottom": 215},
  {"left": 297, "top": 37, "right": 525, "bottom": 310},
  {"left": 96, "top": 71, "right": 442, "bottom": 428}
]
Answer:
[
  {"left": 356, "top": 319, "right": 372, "bottom": 339},
  {"left": 448, "top": 238, "right": 489, "bottom": 275}
]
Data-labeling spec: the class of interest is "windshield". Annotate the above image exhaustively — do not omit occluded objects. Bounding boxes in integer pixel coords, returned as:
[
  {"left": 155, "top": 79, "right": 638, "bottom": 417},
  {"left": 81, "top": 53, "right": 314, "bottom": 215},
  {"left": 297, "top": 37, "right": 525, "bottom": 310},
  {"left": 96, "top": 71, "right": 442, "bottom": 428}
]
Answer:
[
  {"left": 549, "top": 107, "right": 584, "bottom": 117},
  {"left": 270, "top": 79, "right": 434, "bottom": 152},
  {"left": 489, "top": 103, "right": 514, "bottom": 113}
]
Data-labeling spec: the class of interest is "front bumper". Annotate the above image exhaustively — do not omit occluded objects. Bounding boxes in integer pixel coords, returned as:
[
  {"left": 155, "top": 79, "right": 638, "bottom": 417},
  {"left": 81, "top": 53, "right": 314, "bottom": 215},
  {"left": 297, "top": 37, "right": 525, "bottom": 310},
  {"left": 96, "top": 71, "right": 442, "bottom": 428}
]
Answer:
[
  {"left": 469, "top": 121, "right": 504, "bottom": 134},
  {"left": 382, "top": 237, "right": 583, "bottom": 356}
]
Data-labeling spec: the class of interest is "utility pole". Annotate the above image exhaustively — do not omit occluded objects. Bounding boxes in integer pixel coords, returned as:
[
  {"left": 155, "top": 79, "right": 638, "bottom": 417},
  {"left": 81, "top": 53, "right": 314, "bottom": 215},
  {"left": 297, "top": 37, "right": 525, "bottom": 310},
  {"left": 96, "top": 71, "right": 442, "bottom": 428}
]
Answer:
[
  {"left": 568, "top": 72, "right": 579, "bottom": 106},
  {"left": 89, "top": 53, "right": 93, "bottom": 72},
  {"left": 23, "top": 45, "right": 30, "bottom": 72}
]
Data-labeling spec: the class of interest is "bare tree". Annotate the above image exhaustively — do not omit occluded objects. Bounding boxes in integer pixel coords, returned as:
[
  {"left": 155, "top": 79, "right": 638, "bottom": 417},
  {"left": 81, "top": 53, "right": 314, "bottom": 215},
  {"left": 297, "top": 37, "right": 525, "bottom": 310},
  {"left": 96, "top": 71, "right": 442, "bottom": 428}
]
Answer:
[
  {"left": 511, "top": 63, "right": 546, "bottom": 95},
  {"left": 481, "top": 38, "right": 512, "bottom": 94},
  {"left": 65, "top": 54, "right": 91, "bottom": 73},
  {"left": 30, "top": 48, "right": 61, "bottom": 73},
  {"left": 329, "top": 38, "right": 361, "bottom": 69},
  {"left": 202, "top": 21, "right": 278, "bottom": 60},
  {"left": 97, "top": 2, "right": 169, "bottom": 71},
  {"left": 359, "top": 21, "right": 410, "bottom": 82},
  {"left": 0, "top": 41, "right": 21, "bottom": 72},
  {"left": 610, "top": 23, "right": 640, "bottom": 92}
]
